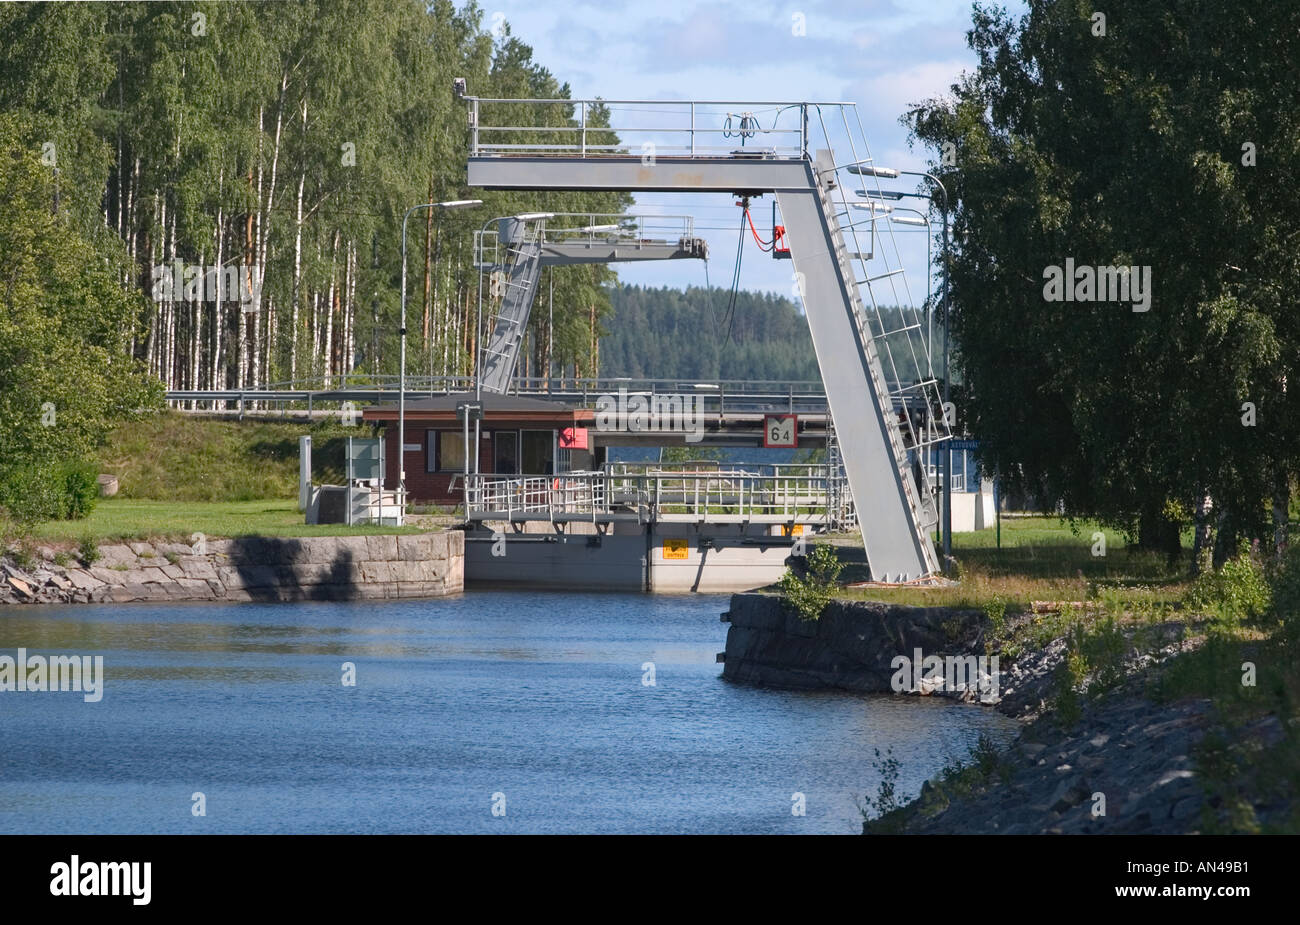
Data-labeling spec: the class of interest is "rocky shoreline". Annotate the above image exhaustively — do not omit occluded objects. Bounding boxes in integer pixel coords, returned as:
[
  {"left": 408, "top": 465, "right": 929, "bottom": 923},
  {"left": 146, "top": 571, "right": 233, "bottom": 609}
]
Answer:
[
  {"left": 721, "top": 592, "right": 1284, "bottom": 834},
  {"left": 1, "top": 533, "right": 463, "bottom": 605}
]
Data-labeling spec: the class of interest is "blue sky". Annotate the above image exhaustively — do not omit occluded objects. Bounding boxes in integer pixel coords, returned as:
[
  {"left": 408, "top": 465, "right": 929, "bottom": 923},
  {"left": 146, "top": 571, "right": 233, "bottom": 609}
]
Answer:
[{"left": 476, "top": 0, "right": 1017, "bottom": 303}]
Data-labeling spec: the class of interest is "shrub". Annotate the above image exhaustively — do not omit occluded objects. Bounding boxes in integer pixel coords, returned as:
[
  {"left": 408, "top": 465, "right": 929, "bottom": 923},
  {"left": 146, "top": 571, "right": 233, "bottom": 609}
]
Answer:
[
  {"left": 0, "top": 465, "right": 64, "bottom": 524},
  {"left": 778, "top": 543, "right": 843, "bottom": 621},
  {"left": 0, "top": 459, "right": 99, "bottom": 523},
  {"left": 60, "top": 460, "right": 99, "bottom": 519},
  {"left": 78, "top": 537, "right": 101, "bottom": 565},
  {"left": 1186, "top": 541, "right": 1271, "bottom": 630},
  {"left": 9, "top": 539, "right": 37, "bottom": 571}
]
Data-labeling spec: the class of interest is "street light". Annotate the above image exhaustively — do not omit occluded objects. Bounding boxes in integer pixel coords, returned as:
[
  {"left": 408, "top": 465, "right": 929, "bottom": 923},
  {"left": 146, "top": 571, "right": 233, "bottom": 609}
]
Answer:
[
  {"left": 400, "top": 199, "right": 482, "bottom": 505},
  {"left": 847, "top": 164, "right": 900, "bottom": 179},
  {"left": 854, "top": 164, "right": 954, "bottom": 569}
]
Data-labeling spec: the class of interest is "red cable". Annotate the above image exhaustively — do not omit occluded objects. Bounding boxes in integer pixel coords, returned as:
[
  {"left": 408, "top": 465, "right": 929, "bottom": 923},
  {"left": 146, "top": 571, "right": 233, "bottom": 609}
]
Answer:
[{"left": 744, "top": 208, "right": 773, "bottom": 251}]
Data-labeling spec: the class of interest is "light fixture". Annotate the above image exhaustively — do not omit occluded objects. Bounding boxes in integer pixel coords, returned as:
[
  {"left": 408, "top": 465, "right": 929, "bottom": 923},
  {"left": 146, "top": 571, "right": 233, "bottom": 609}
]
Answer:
[{"left": 847, "top": 164, "right": 900, "bottom": 178}]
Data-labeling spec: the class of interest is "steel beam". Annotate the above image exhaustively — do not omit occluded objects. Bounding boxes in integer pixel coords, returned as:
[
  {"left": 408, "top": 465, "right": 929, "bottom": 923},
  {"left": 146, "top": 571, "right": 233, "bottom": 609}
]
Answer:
[{"left": 467, "top": 152, "right": 938, "bottom": 579}]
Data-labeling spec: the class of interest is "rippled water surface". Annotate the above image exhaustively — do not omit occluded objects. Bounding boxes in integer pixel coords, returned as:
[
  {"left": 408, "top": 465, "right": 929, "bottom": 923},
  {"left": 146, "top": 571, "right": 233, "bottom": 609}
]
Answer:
[{"left": 0, "top": 592, "right": 1017, "bottom": 833}]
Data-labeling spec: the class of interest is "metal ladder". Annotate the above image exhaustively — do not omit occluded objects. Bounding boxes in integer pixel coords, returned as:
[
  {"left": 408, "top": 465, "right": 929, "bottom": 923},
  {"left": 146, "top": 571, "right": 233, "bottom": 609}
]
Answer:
[
  {"left": 479, "top": 220, "right": 545, "bottom": 393},
  {"left": 811, "top": 151, "right": 941, "bottom": 575},
  {"left": 823, "top": 417, "right": 857, "bottom": 531}
]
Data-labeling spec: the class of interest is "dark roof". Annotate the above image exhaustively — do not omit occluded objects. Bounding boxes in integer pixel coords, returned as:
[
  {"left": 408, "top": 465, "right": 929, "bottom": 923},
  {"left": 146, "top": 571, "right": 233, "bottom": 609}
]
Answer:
[{"left": 363, "top": 392, "right": 583, "bottom": 416}]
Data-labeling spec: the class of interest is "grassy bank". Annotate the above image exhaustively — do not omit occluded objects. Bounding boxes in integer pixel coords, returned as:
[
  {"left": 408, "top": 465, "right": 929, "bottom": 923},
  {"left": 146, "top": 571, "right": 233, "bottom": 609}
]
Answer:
[
  {"left": 22, "top": 498, "right": 424, "bottom": 545},
  {"left": 826, "top": 515, "right": 1191, "bottom": 611},
  {"left": 96, "top": 411, "right": 363, "bottom": 502}
]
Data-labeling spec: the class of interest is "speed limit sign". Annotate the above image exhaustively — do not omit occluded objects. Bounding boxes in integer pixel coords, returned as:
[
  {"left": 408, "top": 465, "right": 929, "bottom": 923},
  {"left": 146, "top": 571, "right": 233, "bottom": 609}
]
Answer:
[{"left": 763, "top": 413, "right": 798, "bottom": 448}]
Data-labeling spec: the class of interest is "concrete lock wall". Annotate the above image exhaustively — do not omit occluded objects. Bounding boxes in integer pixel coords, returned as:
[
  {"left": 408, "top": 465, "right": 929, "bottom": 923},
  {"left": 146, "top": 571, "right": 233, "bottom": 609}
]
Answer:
[
  {"left": 464, "top": 522, "right": 797, "bottom": 592},
  {"left": 1, "top": 533, "right": 464, "bottom": 605}
]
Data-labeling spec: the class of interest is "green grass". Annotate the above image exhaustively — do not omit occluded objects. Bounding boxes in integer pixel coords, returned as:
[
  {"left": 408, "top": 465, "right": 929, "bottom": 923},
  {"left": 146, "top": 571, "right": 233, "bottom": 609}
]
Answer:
[
  {"left": 829, "top": 515, "right": 1191, "bottom": 610},
  {"left": 25, "top": 498, "right": 423, "bottom": 545},
  {"left": 98, "top": 411, "right": 364, "bottom": 502}
]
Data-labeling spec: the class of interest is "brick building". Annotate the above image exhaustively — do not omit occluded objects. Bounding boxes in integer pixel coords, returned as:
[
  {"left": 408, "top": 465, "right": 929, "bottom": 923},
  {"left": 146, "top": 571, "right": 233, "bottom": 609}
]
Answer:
[{"left": 362, "top": 394, "right": 596, "bottom": 505}]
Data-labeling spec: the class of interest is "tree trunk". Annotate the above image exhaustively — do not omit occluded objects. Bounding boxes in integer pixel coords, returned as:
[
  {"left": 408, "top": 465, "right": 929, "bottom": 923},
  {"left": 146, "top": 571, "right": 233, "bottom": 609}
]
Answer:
[
  {"left": 1273, "top": 470, "right": 1290, "bottom": 562},
  {"left": 1190, "top": 491, "right": 1214, "bottom": 576}
]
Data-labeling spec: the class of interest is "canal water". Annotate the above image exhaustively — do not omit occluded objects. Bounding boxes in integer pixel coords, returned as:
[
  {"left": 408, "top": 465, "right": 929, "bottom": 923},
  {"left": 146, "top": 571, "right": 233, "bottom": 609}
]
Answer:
[{"left": 0, "top": 592, "right": 1017, "bottom": 834}]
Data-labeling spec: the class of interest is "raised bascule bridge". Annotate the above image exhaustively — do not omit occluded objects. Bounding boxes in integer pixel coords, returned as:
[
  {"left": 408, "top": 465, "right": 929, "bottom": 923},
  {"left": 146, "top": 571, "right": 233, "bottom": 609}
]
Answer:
[{"left": 458, "top": 95, "right": 950, "bottom": 588}]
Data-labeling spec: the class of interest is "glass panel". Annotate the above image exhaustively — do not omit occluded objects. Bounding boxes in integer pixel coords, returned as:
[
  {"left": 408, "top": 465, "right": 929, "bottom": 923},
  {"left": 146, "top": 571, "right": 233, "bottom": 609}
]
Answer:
[
  {"left": 438, "top": 430, "right": 468, "bottom": 473},
  {"left": 493, "top": 431, "right": 518, "bottom": 474},
  {"left": 521, "top": 430, "right": 553, "bottom": 475}
]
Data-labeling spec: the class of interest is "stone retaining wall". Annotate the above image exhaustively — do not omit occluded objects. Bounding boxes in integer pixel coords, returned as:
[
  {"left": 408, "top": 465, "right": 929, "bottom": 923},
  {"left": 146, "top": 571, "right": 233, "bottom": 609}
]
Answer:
[
  {"left": 720, "top": 592, "right": 989, "bottom": 699},
  {"left": 0, "top": 532, "right": 463, "bottom": 605}
]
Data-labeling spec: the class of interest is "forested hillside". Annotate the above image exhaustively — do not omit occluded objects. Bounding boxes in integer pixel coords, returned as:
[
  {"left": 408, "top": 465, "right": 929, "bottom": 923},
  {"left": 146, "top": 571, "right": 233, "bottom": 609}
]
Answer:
[{"left": 599, "top": 285, "right": 933, "bottom": 384}]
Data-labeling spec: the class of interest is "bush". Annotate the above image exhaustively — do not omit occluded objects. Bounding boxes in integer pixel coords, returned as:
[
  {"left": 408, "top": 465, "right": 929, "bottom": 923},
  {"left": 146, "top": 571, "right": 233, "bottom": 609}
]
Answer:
[
  {"left": 60, "top": 460, "right": 99, "bottom": 519},
  {"left": 0, "top": 459, "right": 100, "bottom": 524},
  {"left": 778, "top": 543, "right": 843, "bottom": 621},
  {"left": 78, "top": 536, "right": 101, "bottom": 565},
  {"left": 1186, "top": 541, "right": 1271, "bottom": 630},
  {"left": 0, "top": 465, "right": 67, "bottom": 524}
]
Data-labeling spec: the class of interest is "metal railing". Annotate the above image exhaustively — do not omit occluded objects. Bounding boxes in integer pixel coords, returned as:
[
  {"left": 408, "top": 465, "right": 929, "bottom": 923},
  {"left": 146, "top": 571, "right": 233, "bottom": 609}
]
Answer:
[
  {"left": 467, "top": 98, "right": 822, "bottom": 159},
  {"left": 464, "top": 469, "right": 854, "bottom": 524},
  {"left": 164, "top": 376, "right": 843, "bottom": 415}
]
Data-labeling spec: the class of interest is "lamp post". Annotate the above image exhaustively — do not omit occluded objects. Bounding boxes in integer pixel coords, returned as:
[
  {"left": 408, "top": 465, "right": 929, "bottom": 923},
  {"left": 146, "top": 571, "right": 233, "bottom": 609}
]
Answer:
[
  {"left": 400, "top": 199, "right": 481, "bottom": 503},
  {"left": 852, "top": 165, "right": 953, "bottom": 567},
  {"left": 888, "top": 209, "right": 933, "bottom": 380}
]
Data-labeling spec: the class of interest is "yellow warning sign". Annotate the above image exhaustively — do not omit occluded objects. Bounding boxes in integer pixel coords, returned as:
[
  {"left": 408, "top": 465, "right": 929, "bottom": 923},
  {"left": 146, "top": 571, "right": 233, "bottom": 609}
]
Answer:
[
  {"left": 781, "top": 524, "right": 806, "bottom": 537},
  {"left": 662, "top": 538, "right": 689, "bottom": 559}
]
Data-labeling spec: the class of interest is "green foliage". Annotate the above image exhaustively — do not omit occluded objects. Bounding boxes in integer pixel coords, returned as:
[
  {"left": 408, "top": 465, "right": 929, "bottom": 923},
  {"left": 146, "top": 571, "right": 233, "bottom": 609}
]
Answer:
[
  {"left": 0, "top": 459, "right": 100, "bottom": 524},
  {"left": 777, "top": 543, "right": 843, "bottom": 621},
  {"left": 0, "top": 109, "right": 160, "bottom": 526},
  {"left": 1268, "top": 544, "right": 1300, "bottom": 627},
  {"left": 8, "top": 539, "right": 37, "bottom": 571},
  {"left": 601, "top": 285, "right": 829, "bottom": 381},
  {"left": 982, "top": 595, "right": 1007, "bottom": 648},
  {"left": 1186, "top": 543, "right": 1271, "bottom": 630},
  {"left": 1, "top": 465, "right": 68, "bottom": 526},
  {"left": 906, "top": 1, "right": 1300, "bottom": 551},
  {"left": 0, "top": 2, "right": 630, "bottom": 398},
  {"left": 858, "top": 747, "right": 905, "bottom": 832},
  {"left": 99, "top": 412, "right": 383, "bottom": 501},
  {"left": 77, "top": 537, "right": 100, "bottom": 566},
  {"left": 60, "top": 460, "right": 99, "bottom": 520}
]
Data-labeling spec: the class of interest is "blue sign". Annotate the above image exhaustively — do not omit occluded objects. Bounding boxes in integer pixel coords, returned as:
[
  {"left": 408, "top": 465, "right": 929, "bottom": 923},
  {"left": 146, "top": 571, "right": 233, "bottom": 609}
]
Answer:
[{"left": 949, "top": 439, "right": 981, "bottom": 451}]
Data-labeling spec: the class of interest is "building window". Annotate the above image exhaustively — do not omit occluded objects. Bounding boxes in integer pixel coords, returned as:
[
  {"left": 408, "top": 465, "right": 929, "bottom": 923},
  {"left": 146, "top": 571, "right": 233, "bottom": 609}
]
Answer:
[
  {"left": 429, "top": 429, "right": 469, "bottom": 473},
  {"left": 521, "top": 429, "right": 554, "bottom": 475},
  {"left": 493, "top": 431, "right": 519, "bottom": 474}
]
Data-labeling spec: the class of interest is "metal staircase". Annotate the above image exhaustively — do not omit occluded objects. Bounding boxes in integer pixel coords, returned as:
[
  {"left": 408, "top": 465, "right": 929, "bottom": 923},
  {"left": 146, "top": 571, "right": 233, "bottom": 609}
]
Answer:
[
  {"left": 478, "top": 217, "right": 545, "bottom": 394},
  {"left": 475, "top": 213, "right": 708, "bottom": 394}
]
